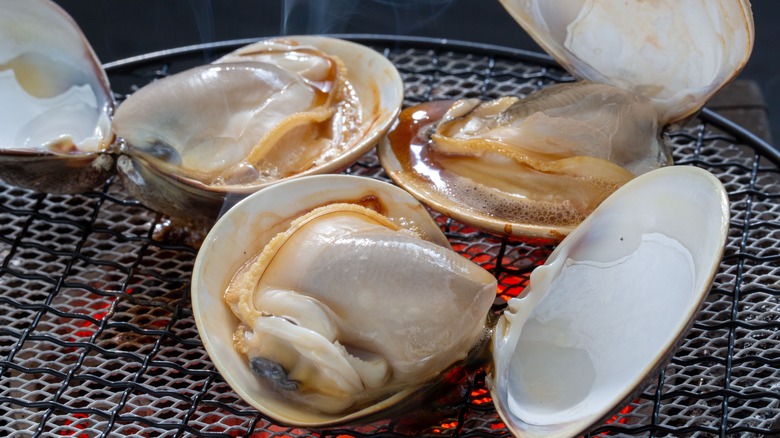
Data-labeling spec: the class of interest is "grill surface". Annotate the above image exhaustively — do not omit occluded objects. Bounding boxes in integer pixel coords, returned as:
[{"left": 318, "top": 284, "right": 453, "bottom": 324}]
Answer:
[{"left": 2, "top": 36, "right": 780, "bottom": 437}]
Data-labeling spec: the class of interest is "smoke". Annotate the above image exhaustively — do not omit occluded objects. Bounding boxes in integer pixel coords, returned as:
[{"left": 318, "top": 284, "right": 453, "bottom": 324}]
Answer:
[
  {"left": 187, "top": 0, "right": 215, "bottom": 48},
  {"left": 281, "top": 0, "right": 457, "bottom": 36}
]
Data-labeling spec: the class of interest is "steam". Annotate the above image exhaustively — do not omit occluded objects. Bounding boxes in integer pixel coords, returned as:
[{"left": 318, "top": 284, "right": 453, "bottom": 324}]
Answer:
[
  {"left": 280, "top": 0, "right": 456, "bottom": 36},
  {"left": 188, "top": 0, "right": 215, "bottom": 48},
  {"left": 282, "top": 0, "right": 358, "bottom": 35}
]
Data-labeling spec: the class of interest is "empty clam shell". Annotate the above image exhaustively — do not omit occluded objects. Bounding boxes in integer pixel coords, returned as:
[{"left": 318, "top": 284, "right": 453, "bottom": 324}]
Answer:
[
  {"left": 0, "top": 0, "right": 115, "bottom": 192},
  {"left": 489, "top": 165, "right": 729, "bottom": 437}
]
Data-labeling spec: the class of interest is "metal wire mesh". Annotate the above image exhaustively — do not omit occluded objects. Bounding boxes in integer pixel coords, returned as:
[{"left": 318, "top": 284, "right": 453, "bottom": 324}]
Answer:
[{"left": 1, "top": 36, "right": 779, "bottom": 437}]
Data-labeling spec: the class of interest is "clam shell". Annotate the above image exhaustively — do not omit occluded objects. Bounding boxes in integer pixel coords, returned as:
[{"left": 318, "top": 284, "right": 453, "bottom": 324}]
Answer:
[
  {"left": 191, "top": 175, "right": 491, "bottom": 426},
  {"left": 489, "top": 165, "right": 729, "bottom": 437},
  {"left": 0, "top": 0, "right": 115, "bottom": 192},
  {"left": 498, "top": 0, "right": 754, "bottom": 124}
]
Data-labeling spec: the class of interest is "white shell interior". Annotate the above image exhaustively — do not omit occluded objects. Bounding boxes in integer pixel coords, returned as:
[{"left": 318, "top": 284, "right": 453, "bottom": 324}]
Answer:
[
  {"left": 490, "top": 166, "right": 729, "bottom": 437},
  {"left": 191, "top": 175, "right": 453, "bottom": 426},
  {"left": 0, "top": 0, "right": 113, "bottom": 153},
  {"left": 498, "top": 0, "right": 754, "bottom": 124}
]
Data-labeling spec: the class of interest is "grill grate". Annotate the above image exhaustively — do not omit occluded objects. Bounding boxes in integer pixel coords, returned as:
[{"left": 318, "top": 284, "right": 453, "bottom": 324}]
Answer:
[{"left": 2, "top": 36, "right": 780, "bottom": 437}]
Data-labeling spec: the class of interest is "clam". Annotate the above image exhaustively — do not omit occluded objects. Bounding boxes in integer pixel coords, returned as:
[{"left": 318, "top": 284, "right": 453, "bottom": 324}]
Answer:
[
  {"left": 379, "top": 0, "right": 752, "bottom": 240},
  {"left": 0, "top": 0, "right": 115, "bottom": 192},
  {"left": 379, "top": 81, "right": 669, "bottom": 240},
  {"left": 489, "top": 165, "right": 729, "bottom": 437},
  {"left": 0, "top": 0, "right": 403, "bottom": 225},
  {"left": 115, "top": 36, "right": 402, "bottom": 223},
  {"left": 191, "top": 175, "right": 496, "bottom": 426}
]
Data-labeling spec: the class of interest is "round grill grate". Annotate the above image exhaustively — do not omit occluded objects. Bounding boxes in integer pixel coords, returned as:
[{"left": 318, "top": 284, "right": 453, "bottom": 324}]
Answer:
[{"left": 1, "top": 36, "right": 779, "bottom": 437}]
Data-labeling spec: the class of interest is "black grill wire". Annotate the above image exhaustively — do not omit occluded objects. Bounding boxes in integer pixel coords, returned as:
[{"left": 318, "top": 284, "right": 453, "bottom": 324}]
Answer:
[{"left": 1, "top": 37, "right": 780, "bottom": 437}]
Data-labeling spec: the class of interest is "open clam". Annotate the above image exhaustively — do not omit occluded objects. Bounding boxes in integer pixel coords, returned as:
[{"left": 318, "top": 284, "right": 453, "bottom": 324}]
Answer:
[
  {"left": 379, "top": 0, "right": 752, "bottom": 241},
  {"left": 115, "top": 36, "right": 403, "bottom": 223},
  {"left": 0, "top": 0, "right": 403, "bottom": 226},
  {"left": 490, "top": 165, "right": 730, "bottom": 437},
  {"left": 379, "top": 81, "right": 669, "bottom": 240},
  {"left": 0, "top": 0, "right": 115, "bottom": 192},
  {"left": 191, "top": 175, "right": 496, "bottom": 426}
]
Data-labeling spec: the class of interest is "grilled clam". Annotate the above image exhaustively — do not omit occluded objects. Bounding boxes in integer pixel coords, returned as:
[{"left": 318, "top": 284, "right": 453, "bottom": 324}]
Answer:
[
  {"left": 380, "top": 81, "right": 668, "bottom": 240},
  {"left": 0, "top": 0, "right": 115, "bottom": 192},
  {"left": 192, "top": 175, "right": 496, "bottom": 426},
  {"left": 379, "top": 0, "right": 752, "bottom": 240},
  {"left": 114, "top": 36, "right": 402, "bottom": 223},
  {"left": 489, "top": 166, "right": 729, "bottom": 437}
]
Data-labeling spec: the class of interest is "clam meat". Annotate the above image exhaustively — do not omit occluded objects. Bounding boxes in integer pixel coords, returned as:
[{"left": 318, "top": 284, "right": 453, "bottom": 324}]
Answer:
[
  {"left": 225, "top": 202, "right": 495, "bottom": 415},
  {"left": 192, "top": 175, "right": 496, "bottom": 426},
  {"left": 114, "top": 39, "right": 358, "bottom": 187},
  {"left": 432, "top": 82, "right": 666, "bottom": 176},
  {"left": 489, "top": 165, "right": 730, "bottom": 437}
]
